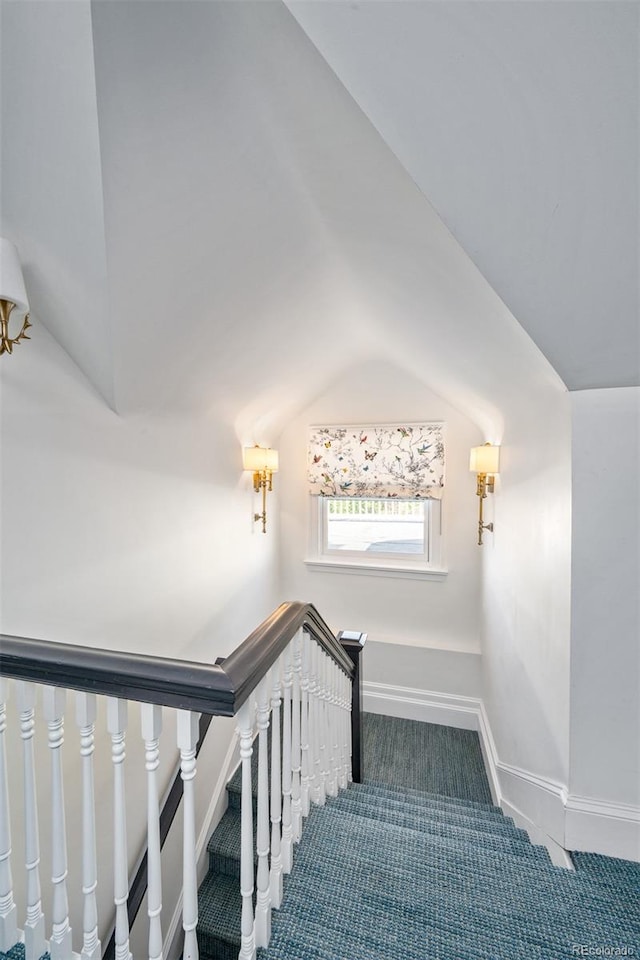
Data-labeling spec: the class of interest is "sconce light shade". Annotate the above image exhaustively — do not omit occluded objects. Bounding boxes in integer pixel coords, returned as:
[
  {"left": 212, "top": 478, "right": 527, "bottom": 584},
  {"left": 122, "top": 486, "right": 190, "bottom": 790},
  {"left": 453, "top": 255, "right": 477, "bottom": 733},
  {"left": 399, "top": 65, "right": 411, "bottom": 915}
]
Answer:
[
  {"left": 0, "top": 238, "right": 29, "bottom": 312},
  {"left": 469, "top": 444, "right": 500, "bottom": 476},
  {"left": 243, "top": 446, "right": 279, "bottom": 474}
]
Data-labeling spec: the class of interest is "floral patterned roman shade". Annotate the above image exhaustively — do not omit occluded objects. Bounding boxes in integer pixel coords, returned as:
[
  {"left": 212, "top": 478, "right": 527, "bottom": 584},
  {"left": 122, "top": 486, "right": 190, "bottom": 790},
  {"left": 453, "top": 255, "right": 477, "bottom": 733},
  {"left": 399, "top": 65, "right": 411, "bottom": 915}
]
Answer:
[{"left": 308, "top": 423, "right": 445, "bottom": 499}]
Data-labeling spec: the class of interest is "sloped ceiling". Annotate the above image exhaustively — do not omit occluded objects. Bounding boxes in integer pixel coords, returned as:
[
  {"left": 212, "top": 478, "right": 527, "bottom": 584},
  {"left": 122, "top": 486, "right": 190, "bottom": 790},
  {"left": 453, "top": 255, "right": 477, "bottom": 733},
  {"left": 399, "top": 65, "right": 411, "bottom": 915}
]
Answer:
[
  {"left": 286, "top": 0, "right": 639, "bottom": 391},
  {"left": 4, "top": 0, "right": 629, "bottom": 440}
]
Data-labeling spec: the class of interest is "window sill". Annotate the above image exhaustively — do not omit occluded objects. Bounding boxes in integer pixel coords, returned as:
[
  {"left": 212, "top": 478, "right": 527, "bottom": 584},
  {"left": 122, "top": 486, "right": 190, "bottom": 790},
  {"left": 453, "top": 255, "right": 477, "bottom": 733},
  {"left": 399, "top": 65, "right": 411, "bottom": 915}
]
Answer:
[{"left": 304, "top": 558, "right": 448, "bottom": 581}]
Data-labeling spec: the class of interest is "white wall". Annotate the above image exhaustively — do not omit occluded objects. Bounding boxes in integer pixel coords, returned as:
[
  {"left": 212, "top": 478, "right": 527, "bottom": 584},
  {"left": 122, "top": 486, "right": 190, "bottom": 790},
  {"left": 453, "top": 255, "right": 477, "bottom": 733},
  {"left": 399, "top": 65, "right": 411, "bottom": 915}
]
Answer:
[
  {"left": 279, "top": 358, "right": 483, "bottom": 659},
  {"left": 0, "top": 327, "right": 278, "bottom": 660},
  {"left": 0, "top": 327, "right": 278, "bottom": 947},
  {"left": 363, "top": 642, "right": 481, "bottom": 698},
  {"left": 481, "top": 384, "right": 572, "bottom": 795},
  {"left": 569, "top": 387, "right": 639, "bottom": 808}
]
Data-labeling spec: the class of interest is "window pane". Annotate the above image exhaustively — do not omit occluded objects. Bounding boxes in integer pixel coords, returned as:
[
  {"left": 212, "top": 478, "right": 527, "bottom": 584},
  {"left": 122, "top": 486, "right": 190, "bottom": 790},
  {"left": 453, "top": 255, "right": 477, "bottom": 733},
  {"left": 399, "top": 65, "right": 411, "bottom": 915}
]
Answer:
[{"left": 326, "top": 498, "right": 425, "bottom": 555}]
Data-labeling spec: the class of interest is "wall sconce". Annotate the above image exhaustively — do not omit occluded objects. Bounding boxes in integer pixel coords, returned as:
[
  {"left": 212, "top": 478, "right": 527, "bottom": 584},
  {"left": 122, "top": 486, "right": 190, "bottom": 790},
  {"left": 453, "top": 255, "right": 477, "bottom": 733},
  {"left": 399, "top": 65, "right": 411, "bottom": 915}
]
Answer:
[
  {"left": 470, "top": 443, "right": 500, "bottom": 545},
  {"left": 0, "top": 239, "right": 31, "bottom": 356},
  {"left": 243, "top": 445, "right": 279, "bottom": 534}
]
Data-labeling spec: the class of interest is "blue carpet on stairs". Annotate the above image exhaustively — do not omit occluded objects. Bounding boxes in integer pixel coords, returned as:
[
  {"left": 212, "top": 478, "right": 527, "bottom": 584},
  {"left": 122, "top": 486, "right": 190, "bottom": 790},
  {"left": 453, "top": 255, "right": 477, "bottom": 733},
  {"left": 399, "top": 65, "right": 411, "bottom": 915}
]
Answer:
[
  {"left": 196, "top": 712, "right": 640, "bottom": 960},
  {"left": 362, "top": 712, "right": 493, "bottom": 803},
  {"left": 257, "top": 791, "right": 640, "bottom": 960},
  {"left": 0, "top": 945, "right": 48, "bottom": 960}
]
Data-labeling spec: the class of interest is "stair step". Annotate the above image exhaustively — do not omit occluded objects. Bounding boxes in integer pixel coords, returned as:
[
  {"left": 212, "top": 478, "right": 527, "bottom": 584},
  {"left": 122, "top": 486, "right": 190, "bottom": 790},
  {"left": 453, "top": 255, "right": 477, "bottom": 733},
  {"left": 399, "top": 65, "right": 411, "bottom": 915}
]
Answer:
[
  {"left": 315, "top": 808, "right": 552, "bottom": 875},
  {"left": 297, "top": 804, "right": 638, "bottom": 912},
  {"left": 260, "top": 806, "right": 639, "bottom": 958},
  {"left": 572, "top": 850, "right": 640, "bottom": 888},
  {"left": 359, "top": 778, "right": 499, "bottom": 813},
  {"left": 337, "top": 783, "right": 524, "bottom": 834},
  {"left": 327, "top": 793, "right": 549, "bottom": 861},
  {"left": 226, "top": 775, "right": 501, "bottom": 818},
  {"left": 219, "top": 784, "right": 533, "bottom": 868},
  {"left": 207, "top": 807, "right": 259, "bottom": 879},
  {"left": 197, "top": 872, "right": 243, "bottom": 960}
]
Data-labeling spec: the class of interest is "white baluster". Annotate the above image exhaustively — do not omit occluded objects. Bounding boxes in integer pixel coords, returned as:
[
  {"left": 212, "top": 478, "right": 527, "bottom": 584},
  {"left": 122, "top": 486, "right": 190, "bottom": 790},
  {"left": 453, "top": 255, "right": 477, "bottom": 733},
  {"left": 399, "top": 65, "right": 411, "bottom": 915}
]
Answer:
[
  {"left": 0, "top": 680, "right": 17, "bottom": 952},
  {"left": 310, "top": 642, "right": 324, "bottom": 807},
  {"left": 43, "top": 687, "right": 73, "bottom": 960},
  {"left": 300, "top": 633, "right": 311, "bottom": 818},
  {"left": 177, "top": 710, "right": 199, "bottom": 960},
  {"left": 346, "top": 670, "right": 353, "bottom": 784},
  {"left": 236, "top": 699, "right": 256, "bottom": 960},
  {"left": 142, "top": 704, "right": 163, "bottom": 960},
  {"left": 306, "top": 637, "right": 318, "bottom": 809},
  {"left": 326, "top": 661, "right": 338, "bottom": 799},
  {"left": 76, "top": 693, "right": 101, "bottom": 960},
  {"left": 269, "top": 662, "right": 283, "bottom": 909},
  {"left": 338, "top": 672, "right": 348, "bottom": 790},
  {"left": 16, "top": 681, "right": 45, "bottom": 960},
  {"left": 107, "top": 697, "right": 132, "bottom": 960},
  {"left": 281, "top": 643, "right": 293, "bottom": 872},
  {"left": 318, "top": 654, "right": 329, "bottom": 802},
  {"left": 290, "top": 631, "right": 302, "bottom": 842},
  {"left": 254, "top": 678, "right": 271, "bottom": 948}
]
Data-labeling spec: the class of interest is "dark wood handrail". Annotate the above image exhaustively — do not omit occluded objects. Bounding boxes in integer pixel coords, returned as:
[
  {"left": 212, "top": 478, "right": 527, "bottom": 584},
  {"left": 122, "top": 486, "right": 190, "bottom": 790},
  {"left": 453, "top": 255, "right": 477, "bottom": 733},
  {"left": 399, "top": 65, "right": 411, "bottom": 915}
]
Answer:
[{"left": 0, "top": 601, "right": 354, "bottom": 715}]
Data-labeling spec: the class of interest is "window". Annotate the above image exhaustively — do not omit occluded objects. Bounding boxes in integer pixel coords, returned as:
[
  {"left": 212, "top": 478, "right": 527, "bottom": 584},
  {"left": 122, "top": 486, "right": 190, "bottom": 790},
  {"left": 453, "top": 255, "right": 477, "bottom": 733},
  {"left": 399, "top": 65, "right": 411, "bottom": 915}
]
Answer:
[
  {"left": 324, "top": 497, "right": 427, "bottom": 557},
  {"left": 305, "top": 422, "right": 446, "bottom": 579},
  {"left": 307, "top": 496, "right": 444, "bottom": 578}
]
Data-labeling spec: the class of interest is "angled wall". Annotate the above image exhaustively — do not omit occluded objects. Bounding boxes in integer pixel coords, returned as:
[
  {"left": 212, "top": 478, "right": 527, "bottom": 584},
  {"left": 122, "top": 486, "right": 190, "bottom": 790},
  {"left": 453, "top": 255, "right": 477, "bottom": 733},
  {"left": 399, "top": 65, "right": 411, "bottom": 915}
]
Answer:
[{"left": 1, "top": 0, "right": 114, "bottom": 406}]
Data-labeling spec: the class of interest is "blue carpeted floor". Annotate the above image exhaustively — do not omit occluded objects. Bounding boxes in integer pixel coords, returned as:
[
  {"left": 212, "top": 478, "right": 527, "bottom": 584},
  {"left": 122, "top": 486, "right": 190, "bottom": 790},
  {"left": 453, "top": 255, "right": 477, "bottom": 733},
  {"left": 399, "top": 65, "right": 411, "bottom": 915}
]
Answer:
[
  {"left": 197, "top": 712, "right": 640, "bottom": 960},
  {"left": 361, "top": 712, "right": 493, "bottom": 802},
  {"left": 0, "top": 946, "right": 47, "bottom": 960}
]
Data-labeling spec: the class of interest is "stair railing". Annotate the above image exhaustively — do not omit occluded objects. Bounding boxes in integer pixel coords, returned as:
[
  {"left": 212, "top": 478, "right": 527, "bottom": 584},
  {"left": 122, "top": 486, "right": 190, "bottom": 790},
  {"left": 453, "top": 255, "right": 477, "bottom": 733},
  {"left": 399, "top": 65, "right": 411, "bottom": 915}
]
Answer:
[{"left": 0, "top": 601, "right": 365, "bottom": 960}]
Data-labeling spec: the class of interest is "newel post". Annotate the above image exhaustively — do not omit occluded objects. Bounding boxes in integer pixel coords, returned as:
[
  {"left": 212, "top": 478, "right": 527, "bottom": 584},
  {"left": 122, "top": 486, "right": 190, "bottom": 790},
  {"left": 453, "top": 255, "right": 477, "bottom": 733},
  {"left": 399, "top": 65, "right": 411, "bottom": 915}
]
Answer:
[{"left": 337, "top": 631, "right": 367, "bottom": 784}]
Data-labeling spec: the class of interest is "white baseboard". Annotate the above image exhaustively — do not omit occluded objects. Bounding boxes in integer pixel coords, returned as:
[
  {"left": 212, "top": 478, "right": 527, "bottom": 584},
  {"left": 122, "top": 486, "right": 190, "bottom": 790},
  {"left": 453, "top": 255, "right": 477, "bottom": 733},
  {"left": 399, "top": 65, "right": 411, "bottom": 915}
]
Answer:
[
  {"left": 476, "top": 701, "right": 501, "bottom": 806},
  {"left": 565, "top": 794, "right": 640, "bottom": 861},
  {"left": 363, "top": 680, "right": 481, "bottom": 731},
  {"left": 500, "top": 797, "right": 574, "bottom": 870},
  {"left": 493, "top": 759, "right": 567, "bottom": 848},
  {"left": 165, "top": 729, "right": 240, "bottom": 960}
]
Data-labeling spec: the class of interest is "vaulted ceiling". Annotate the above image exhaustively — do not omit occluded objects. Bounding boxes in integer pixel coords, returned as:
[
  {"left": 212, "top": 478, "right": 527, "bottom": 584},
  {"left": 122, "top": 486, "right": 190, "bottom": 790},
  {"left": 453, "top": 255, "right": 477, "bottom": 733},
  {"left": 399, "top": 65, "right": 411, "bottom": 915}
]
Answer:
[
  {"left": 1, "top": 1, "right": 636, "bottom": 435},
  {"left": 287, "top": 0, "right": 639, "bottom": 392}
]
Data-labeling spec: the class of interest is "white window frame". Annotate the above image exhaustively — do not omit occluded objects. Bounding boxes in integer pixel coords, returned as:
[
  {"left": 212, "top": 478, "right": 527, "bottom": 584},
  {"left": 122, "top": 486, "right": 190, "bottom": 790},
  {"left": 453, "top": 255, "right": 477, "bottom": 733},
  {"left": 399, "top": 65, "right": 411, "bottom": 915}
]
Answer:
[{"left": 305, "top": 496, "right": 447, "bottom": 581}]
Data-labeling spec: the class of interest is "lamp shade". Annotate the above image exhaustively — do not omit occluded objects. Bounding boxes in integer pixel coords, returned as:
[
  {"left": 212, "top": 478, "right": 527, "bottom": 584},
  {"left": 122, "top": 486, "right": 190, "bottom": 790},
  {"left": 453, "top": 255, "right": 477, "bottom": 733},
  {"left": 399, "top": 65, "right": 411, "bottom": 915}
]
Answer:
[
  {"left": 0, "top": 239, "right": 29, "bottom": 312},
  {"left": 469, "top": 444, "right": 500, "bottom": 475},
  {"left": 243, "top": 446, "right": 279, "bottom": 473}
]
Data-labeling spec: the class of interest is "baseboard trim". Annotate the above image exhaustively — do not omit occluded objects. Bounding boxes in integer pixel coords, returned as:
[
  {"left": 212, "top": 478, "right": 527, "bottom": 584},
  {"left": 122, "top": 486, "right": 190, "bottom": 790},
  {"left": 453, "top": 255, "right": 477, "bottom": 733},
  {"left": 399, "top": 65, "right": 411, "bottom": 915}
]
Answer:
[
  {"left": 500, "top": 797, "right": 575, "bottom": 870},
  {"left": 363, "top": 680, "right": 481, "bottom": 731},
  {"left": 565, "top": 794, "right": 640, "bottom": 861},
  {"left": 475, "top": 701, "right": 568, "bottom": 852},
  {"left": 476, "top": 701, "right": 501, "bottom": 806}
]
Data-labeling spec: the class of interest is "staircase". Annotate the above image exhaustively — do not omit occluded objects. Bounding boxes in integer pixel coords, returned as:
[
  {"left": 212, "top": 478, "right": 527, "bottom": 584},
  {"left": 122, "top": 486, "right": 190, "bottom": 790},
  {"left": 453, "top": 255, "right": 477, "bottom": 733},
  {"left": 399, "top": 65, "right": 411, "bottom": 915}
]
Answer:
[{"left": 198, "top": 715, "right": 640, "bottom": 960}]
